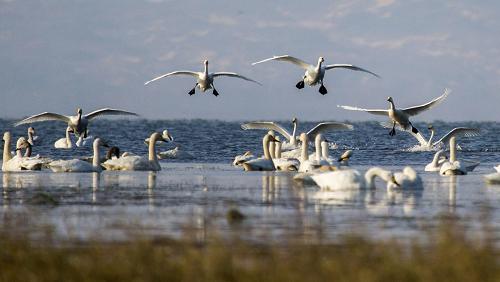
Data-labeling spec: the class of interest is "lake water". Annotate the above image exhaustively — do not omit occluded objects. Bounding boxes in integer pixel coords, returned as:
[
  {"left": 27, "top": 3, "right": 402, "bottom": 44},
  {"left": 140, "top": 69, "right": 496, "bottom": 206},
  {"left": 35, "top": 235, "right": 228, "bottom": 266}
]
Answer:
[{"left": 1, "top": 119, "right": 499, "bottom": 242}]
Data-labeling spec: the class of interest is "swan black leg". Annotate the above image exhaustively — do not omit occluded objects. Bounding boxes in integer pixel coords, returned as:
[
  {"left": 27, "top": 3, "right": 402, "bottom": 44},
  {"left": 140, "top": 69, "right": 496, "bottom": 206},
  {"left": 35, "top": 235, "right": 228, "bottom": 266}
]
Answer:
[
  {"left": 295, "top": 80, "right": 305, "bottom": 89},
  {"left": 389, "top": 121, "right": 396, "bottom": 136},
  {"left": 188, "top": 84, "right": 197, "bottom": 95},
  {"left": 319, "top": 83, "right": 328, "bottom": 95},
  {"left": 212, "top": 85, "right": 219, "bottom": 96}
]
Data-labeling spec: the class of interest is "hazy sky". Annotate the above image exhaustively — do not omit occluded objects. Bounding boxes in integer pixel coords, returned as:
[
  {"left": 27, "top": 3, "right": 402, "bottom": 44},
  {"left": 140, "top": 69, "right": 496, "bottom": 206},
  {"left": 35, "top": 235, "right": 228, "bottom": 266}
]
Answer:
[{"left": 1, "top": 0, "right": 499, "bottom": 121}]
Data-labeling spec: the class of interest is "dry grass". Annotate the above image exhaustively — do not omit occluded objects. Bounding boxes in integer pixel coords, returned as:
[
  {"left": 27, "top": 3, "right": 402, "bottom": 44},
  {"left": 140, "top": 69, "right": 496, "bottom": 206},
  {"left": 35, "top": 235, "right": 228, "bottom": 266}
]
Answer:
[{"left": 0, "top": 217, "right": 498, "bottom": 282}]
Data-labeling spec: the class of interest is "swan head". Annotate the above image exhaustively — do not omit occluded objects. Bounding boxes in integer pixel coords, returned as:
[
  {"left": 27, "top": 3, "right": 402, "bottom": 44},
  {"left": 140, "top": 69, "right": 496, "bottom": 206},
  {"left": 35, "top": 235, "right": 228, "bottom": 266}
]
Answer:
[
  {"left": 299, "top": 132, "right": 307, "bottom": 143},
  {"left": 428, "top": 124, "right": 434, "bottom": 131},
  {"left": 292, "top": 117, "right": 297, "bottom": 124},
  {"left": 93, "top": 138, "right": 109, "bottom": 148},
  {"left": 267, "top": 130, "right": 275, "bottom": 136},
  {"left": 76, "top": 108, "right": 83, "bottom": 115},
  {"left": 203, "top": 59, "right": 208, "bottom": 66},
  {"left": 106, "top": 146, "right": 121, "bottom": 160},
  {"left": 386, "top": 97, "right": 393, "bottom": 102},
  {"left": 318, "top": 57, "right": 325, "bottom": 64},
  {"left": 162, "top": 130, "right": 173, "bottom": 142},
  {"left": 151, "top": 132, "right": 171, "bottom": 143},
  {"left": 28, "top": 127, "right": 35, "bottom": 135},
  {"left": 3, "top": 132, "right": 11, "bottom": 142},
  {"left": 15, "top": 137, "right": 30, "bottom": 151},
  {"left": 264, "top": 133, "right": 280, "bottom": 144}
]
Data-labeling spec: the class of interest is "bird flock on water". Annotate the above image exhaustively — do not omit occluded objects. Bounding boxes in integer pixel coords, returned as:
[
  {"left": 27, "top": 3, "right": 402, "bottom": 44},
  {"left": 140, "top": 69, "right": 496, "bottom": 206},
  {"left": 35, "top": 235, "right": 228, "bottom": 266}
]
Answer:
[{"left": 2, "top": 54, "right": 499, "bottom": 188}]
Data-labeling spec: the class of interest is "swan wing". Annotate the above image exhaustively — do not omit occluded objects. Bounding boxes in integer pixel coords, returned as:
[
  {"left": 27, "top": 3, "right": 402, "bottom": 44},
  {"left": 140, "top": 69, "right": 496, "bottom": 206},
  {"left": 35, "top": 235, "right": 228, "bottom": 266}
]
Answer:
[
  {"left": 337, "top": 105, "right": 388, "bottom": 116},
  {"left": 402, "top": 88, "right": 450, "bottom": 116},
  {"left": 432, "top": 127, "right": 480, "bottom": 147},
  {"left": 144, "top": 71, "right": 199, "bottom": 85},
  {"left": 325, "top": 64, "right": 380, "bottom": 78},
  {"left": 14, "top": 112, "right": 70, "bottom": 126},
  {"left": 251, "top": 55, "right": 310, "bottom": 70},
  {"left": 306, "top": 122, "right": 354, "bottom": 140},
  {"left": 85, "top": 108, "right": 139, "bottom": 120},
  {"left": 212, "top": 72, "right": 262, "bottom": 85},
  {"left": 241, "top": 122, "right": 292, "bottom": 140}
]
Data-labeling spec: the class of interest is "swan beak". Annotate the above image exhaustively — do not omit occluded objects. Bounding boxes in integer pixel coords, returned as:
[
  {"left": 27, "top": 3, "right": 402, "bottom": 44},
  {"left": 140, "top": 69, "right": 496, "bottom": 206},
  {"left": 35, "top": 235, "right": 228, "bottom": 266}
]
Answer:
[
  {"left": 269, "top": 136, "right": 280, "bottom": 143},
  {"left": 391, "top": 175, "right": 400, "bottom": 187}
]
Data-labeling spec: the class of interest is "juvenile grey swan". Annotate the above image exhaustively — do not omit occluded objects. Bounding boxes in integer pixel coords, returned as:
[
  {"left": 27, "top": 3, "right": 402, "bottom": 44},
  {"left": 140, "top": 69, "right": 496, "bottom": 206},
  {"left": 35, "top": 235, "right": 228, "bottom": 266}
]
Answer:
[
  {"left": 145, "top": 59, "right": 261, "bottom": 96},
  {"left": 338, "top": 88, "right": 450, "bottom": 137},
  {"left": 14, "top": 108, "right": 139, "bottom": 138},
  {"left": 252, "top": 55, "right": 379, "bottom": 95}
]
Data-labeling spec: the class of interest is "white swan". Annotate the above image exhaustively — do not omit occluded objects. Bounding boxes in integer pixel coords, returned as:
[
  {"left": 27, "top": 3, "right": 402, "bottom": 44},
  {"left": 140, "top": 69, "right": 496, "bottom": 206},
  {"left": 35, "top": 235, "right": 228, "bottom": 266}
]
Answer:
[
  {"left": 242, "top": 133, "right": 278, "bottom": 171},
  {"left": 157, "top": 145, "right": 194, "bottom": 160},
  {"left": 424, "top": 150, "right": 447, "bottom": 172},
  {"left": 102, "top": 132, "right": 171, "bottom": 171},
  {"left": 49, "top": 138, "right": 108, "bottom": 173},
  {"left": 233, "top": 151, "right": 255, "bottom": 166},
  {"left": 484, "top": 173, "right": 500, "bottom": 184},
  {"left": 252, "top": 55, "right": 379, "bottom": 95},
  {"left": 2, "top": 133, "right": 45, "bottom": 171},
  {"left": 339, "top": 88, "right": 450, "bottom": 137},
  {"left": 144, "top": 59, "right": 261, "bottom": 96},
  {"left": 298, "top": 133, "right": 314, "bottom": 172},
  {"left": 54, "top": 127, "right": 75, "bottom": 149},
  {"left": 387, "top": 166, "right": 423, "bottom": 190},
  {"left": 438, "top": 129, "right": 479, "bottom": 175},
  {"left": 14, "top": 107, "right": 138, "bottom": 137},
  {"left": 271, "top": 136, "right": 300, "bottom": 171},
  {"left": 241, "top": 119, "right": 353, "bottom": 148},
  {"left": 310, "top": 167, "right": 397, "bottom": 190}
]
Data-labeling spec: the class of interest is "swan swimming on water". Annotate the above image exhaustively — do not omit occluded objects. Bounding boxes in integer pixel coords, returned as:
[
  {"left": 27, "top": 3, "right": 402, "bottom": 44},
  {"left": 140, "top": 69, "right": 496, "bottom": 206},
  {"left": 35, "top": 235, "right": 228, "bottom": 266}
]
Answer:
[
  {"left": 386, "top": 166, "right": 423, "bottom": 190},
  {"left": 49, "top": 138, "right": 108, "bottom": 173},
  {"left": 54, "top": 127, "right": 76, "bottom": 149},
  {"left": 252, "top": 55, "right": 379, "bottom": 95},
  {"left": 2, "top": 133, "right": 46, "bottom": 171},
  {"left": 14, "top": 108, "right": 139, "bottom": 138},
  {"left": 438, "top": 128, "right": 480, "bottom": 175},
  {"left": 310, "top": 167, "right": 398, "bottom": 191},
  {"left": 242, "top": 133, "right": 279, "bottom": 171},
  {"left": 339, "top": 88, "right": 450, "bottom": 137},
  {"left": 102, "top": 132, "right": 172, "bottom": 171},
  {"left": 144, "top": 59, "right": 261, "bottom": 96}
]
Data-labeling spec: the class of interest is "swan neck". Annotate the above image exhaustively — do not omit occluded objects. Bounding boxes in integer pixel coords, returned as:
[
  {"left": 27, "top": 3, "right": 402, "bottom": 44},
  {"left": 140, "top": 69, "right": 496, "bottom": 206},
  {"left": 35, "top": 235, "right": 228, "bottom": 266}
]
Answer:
[
  {"left": 204, "top": 63, "right": 208, "bottom": 75},
  {"left": 24, "top": 145, "right": 32, "bottom": 157},
  {"left": 321, "top": 142, "right": 329, "bottom": 159},
  {"left": 364, "top": 168, "right": 382, "bottom": 189},
  {"left": 263, "top": 136, "right": 272, "bottom": 160},
  {"left": 27, "top": 132, "right": 34, "bottom": 144},
  {"left": 149, "top": 134, "right": 159, "bottom": 162},
  {"left": 3, "top": 135, "right": 12, "bottom": 164},
  {"left": 92, "top": 141, "right": 100, "bottom": 169},
  {"left": 449, "top": 137, "right": 456, "bottom": 163},
  {"left": 431, "top": 151, "right": 442, "bottom": 166},
  {"left": 389, "top": 101, "right": 395, "bottom": 110},
  {"left": 427, "top": 129, "right": 434, "bottom": 146},
  {"left": 66, "top": 128, "right": 72, "bottom": 147},
  {"left": 275, "top": 142, "right": 282, "bottom": 159},
  {"left": 269, "top": 139, "right": 276, "bottom": 159},
  {"left": 315, "top": 136, "right": 322, "bottom": 162},
  {"left": 301, "top": 137, "right": 309, "bottom": 161},
  {"left": 291, "top": 123, "right": 297, "bottom": 145},
  {"left": 316, "top": 60, "right": 323, "bottom": 70}
]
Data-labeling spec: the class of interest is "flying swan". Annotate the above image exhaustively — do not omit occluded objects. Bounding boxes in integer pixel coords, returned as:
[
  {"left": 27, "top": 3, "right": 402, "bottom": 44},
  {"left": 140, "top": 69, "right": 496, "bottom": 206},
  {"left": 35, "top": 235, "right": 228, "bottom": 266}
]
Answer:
[
  {"left": 252, "top": 55, "right": 379, "bottom": 95},
  {"left": 14, "top": 108, "right": 139, "bottom": 137},
  {"left": 144, "top": 59, "right": 261, "bottom": 96},
  {"left": 338, "top": 88, "right": 450, "bottom": 138}
]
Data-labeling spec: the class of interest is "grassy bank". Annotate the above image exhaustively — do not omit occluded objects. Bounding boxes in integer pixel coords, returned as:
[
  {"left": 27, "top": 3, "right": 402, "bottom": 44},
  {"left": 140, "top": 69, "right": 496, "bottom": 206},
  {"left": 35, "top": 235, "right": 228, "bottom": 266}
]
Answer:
[{"left": 0, "top": 218, "right": 498, "bottom": 282}]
